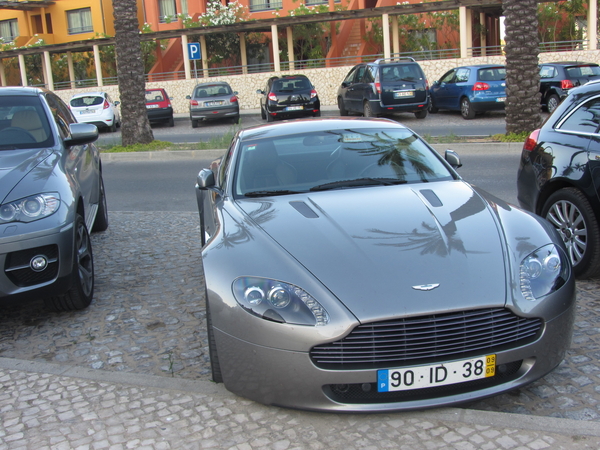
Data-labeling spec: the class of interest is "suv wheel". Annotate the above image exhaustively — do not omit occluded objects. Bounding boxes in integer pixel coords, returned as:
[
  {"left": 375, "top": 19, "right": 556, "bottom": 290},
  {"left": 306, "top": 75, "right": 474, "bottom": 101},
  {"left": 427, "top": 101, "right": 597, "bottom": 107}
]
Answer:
[
  {"left": 363, "top": 102, "right": 375, "bottom": 118},
  {"left": 414, "top": 110, "right": 428, "bottom": 119},
  {"left": 338, "top": 97, "right": 348, "bottom": 116},
  {"left": 547, "top": 94, "right": 560, "bottom": 114},
  {"left": 192, "top": 119, "right": 199, "bottom": 128},
  {"left": 460, "top": 97, "right": 476, "bottom": 120},
  {"left": 542, "top": 188, "right": 600, "bottom": 279}
]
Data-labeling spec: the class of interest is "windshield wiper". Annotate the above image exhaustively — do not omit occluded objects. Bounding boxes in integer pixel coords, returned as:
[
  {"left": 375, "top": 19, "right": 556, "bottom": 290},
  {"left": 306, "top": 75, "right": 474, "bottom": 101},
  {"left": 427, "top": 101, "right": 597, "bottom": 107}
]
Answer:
[
  {"left": 243, "top": 189, "right": 302, "bottom": 198},
  {"left": 310, "top": 178, "right": 407, "bottom": 192}
]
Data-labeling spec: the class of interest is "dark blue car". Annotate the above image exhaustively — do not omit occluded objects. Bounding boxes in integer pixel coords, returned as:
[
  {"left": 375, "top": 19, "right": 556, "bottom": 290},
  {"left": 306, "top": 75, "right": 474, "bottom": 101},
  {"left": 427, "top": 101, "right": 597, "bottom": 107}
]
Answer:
[{"left": 429, "top": 64, "right": 506, "bottom": 119}]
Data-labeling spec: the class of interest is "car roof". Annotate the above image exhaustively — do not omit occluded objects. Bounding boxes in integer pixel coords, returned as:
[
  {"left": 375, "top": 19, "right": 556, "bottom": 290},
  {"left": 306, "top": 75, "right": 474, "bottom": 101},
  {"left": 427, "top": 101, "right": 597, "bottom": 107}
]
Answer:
[
  {"left": 194, "top": 81, "right": 230, "bottom": 87},
  {"left": 457, "top": 64, "right": 505, "bottom": 69},
  {"left": 71, "top": 91, "right": 106, "bottom": 99},
  {"left": 238, "top": 117, "right": 407, "bottom": 140},
  {"left": 0, "top": 86, "right": 47, "bottom": 97},
  {"left": 543, "top": 61, "right": 599, "bottom": 66}
]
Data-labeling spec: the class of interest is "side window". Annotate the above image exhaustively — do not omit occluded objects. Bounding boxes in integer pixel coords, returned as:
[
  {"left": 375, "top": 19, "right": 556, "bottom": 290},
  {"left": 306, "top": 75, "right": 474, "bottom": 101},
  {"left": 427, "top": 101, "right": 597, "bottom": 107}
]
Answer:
[
  {"left": 344, "top": 67, "right": 358, "bottom": 84},
  {"left": 559, "top": 98, "right": 600, "bottom": 134},
  {"left": 455, "top": 68, "right": 470, "bottom": 82},
  {"left": 540, "top": 66, "right": 555, "bottom": 79},
  {"left": 218, "top": 136, "right": 238, "bottom": 188},
  {"left": 355, "top": 66, "right": 367, "bottom": 83},
  {"left": 440, "top": 70, "right": 456, "bottom": 84},
  {"left": 363, "top": 66, "right": 375, "bottom": 83},
  {"left": 45, "top": 93, "right": 73, "bottom": 138}
]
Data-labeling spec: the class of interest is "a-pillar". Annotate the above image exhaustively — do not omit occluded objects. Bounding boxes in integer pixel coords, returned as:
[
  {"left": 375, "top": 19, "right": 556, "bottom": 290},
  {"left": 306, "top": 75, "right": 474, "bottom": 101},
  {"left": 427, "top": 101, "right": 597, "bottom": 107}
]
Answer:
[
  {"left": 271, "top": 25, "right": 280, "bottom": 72},
  {"left": 93, "top": 45, "right": 103, "bottom": 87},
  {"left": 286, "top": 27, "right": 294, "bottom": 71},
  {"left": 43, "top": 51, "right": 54, "bottom": 91},
  {"left": 18, "top": 54, "right": 27, "bottom": 86},
  {"left": 459, "top": 7, "right": 473, "bottom": 58}
]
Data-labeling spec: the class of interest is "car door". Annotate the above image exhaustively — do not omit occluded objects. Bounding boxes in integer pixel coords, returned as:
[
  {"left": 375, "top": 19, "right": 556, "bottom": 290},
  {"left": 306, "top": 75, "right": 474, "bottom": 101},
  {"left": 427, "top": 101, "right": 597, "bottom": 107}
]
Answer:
[
  {"left": 45, "top": 92, "right": 99, "bottom": 229},
  {"left": 339, "top": 65, "right": 365, "bottom": 112},
  {"left": 431, "top": 69, "right": 457, "bottom": 109}
]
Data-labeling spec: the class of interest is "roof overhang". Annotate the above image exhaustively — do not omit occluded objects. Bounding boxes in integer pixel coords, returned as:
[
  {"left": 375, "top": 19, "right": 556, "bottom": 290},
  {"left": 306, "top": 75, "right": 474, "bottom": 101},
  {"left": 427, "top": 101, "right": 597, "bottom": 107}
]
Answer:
[{"left": 0, "top": 1, "right": 55, "bottom": 11}]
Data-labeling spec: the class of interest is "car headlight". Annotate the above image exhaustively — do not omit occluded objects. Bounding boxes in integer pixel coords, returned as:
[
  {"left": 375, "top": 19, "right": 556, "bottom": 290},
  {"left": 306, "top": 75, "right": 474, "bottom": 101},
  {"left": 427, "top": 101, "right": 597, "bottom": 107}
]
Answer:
[
  {"left": 233, "top": 277, "right": 330, "bottom": 326},
  {"left": 0, "top": 193, "right": 60, "bottom": 224},
  {"left": 520, "top": 244, "right": 568, "bottom": 301}
]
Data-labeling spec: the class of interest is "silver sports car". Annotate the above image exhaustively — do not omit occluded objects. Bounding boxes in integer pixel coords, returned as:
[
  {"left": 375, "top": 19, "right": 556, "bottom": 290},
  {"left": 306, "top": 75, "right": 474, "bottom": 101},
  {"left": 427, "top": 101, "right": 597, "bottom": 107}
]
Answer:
[{"left": 195, "top": 117, "right": 576, "bottom": 412}]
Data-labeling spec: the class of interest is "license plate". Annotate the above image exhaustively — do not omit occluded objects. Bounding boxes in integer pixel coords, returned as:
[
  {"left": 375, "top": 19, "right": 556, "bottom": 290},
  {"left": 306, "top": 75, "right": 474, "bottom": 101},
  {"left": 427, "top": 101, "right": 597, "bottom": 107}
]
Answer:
[
  {"left": 394, "top": 91, "right": 414, "bottom": 98},
  {"left": 205, "top": 101, "right": 223, "bottom": 107},
  {"left": 79, "top": 109, "right": 95, "bottom": 115},
  {"left": 377, "top": 355, "right": 496, "bottom": 392},
  {"left": 285, "top": 105, "right": 303, "bottom": 111},
  {"left": 146, "top": 104, "right": 159, "bottom": 109},
  {"left": 497, "top": 97, "right": 506, "bottom": 102}
]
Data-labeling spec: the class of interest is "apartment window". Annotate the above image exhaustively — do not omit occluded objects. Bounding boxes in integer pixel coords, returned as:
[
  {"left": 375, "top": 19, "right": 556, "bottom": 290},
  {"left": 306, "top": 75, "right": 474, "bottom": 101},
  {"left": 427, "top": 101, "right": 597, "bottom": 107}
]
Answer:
[
  {"left": 0, "top": 19, "right": 19, "bottom": 43},
  {"left": 67, "top": 8, "right": 93, "bottom": 34},
  {"left": 159, "top": 0, "right": 177, "bottom": 23},
  {"left": 249, "top": 0, "right": 283, "bottom": 12}
]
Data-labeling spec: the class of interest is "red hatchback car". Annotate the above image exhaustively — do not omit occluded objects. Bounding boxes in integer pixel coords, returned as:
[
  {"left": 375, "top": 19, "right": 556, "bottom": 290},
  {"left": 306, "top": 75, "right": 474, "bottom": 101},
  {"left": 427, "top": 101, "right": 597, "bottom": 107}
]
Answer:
[{"left": 145, "top": 88, "right": 174, "bottom": 127}]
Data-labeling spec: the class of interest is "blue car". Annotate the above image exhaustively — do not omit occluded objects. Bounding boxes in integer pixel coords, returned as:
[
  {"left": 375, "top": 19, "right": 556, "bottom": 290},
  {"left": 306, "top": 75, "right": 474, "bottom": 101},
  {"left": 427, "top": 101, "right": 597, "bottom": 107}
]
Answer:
[{"left": 429, "top": 64, "right": 506, "bottom": 119}]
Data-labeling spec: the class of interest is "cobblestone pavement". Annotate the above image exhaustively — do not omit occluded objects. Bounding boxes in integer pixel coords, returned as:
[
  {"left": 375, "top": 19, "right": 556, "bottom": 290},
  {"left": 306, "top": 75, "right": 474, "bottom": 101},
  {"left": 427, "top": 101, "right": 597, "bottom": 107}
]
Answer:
[{"left": 2, "top": 211, "right": 600, "bottom": 447}]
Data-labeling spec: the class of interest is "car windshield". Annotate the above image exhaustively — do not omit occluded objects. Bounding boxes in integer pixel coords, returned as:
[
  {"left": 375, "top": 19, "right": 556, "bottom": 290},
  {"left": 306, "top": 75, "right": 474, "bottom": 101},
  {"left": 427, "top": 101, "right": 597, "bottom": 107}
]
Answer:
[
  {"left": 272, "top": 78, "right": 311, "bottom": 92},
  {"left": 233, "top": 128, "right": 454, "bottom": 197},
  {"left": 194, "top": 85, "right": 231, "bottom": 98},
  {"left": 70, "top": 96, "right": 103, "bottom": 108},
  {"left": 0, "top": 96, "right": 53, "bottom": 149},
  {"left": 146, "top": 91, "right": 165, "bottom": 102}
]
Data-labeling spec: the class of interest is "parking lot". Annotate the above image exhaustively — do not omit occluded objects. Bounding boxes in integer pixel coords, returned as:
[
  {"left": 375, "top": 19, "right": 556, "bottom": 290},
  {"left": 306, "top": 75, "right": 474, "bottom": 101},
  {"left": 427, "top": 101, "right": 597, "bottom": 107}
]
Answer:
[{"left": 1, "top": 205, "right": 600, "bottom": 422}]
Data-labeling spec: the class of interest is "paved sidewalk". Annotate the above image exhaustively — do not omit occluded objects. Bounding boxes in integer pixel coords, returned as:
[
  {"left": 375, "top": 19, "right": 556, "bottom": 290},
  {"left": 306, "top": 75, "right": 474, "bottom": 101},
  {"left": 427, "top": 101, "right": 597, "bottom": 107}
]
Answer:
[{"left": 2, "top": 357, "right": 600, "bottom": 450}]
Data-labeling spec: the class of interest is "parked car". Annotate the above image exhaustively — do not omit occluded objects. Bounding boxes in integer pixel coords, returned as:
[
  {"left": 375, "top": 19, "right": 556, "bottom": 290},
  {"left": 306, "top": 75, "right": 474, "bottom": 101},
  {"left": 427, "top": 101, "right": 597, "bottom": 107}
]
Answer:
[
  {"left": 518, "top": 79, "right": 600, "bottom": 279},
  {"left": 186, "top": 82, "right": 239, "bottom": 128},
  {"left": 256, "top": 74, "right": 320, "bottom": 122},
  {"left": 195, "top": 117, "right": 575, "bottom": 412},
  {"left": 145, "top": 88, "right": 174, "bottom": 127},
  {"left": 429, "top": 64, "right": 506, "bottom": 119},
  {"left": 0, "top": 87, "right": 108, "bottom": 311},
  {"left": 337, "top": 57, "right": 429, "bottom": 119},
  {"left": 69, "top": 91, "right": 120, "bottom": 132},
  {"left": 539, "top": 61, "right": 600, "bottom": 114}
]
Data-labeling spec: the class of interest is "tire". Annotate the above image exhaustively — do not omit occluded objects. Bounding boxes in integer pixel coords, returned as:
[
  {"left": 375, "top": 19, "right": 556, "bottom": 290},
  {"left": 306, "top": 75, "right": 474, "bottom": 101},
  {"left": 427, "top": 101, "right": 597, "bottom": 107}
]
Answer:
[
  {"left": 460, "top": 97, "right": 476, "bottom": 120},
  {"left": 168, "top": 117, "right": 174, "bottom": 127},
  {"left": 429, "top": 100, "right": 439, "bottom": 114},
  {"left": 338, "top": 97, "right": 348, "bottom": 116},
  {"left": 92, "top": 175, "right": 109, "bottom": 232},
  {"left": 542, "top": 188, "right": 600, "bottom": 279},
  {"left": 109, "top": 122, "right": 117, "bottom": 132},
  {"left": 363, "top": 101, "right": 375, "bottom": 118},
  {"left": 313, "top": 110, "right": 321, "bottom": 117},
  {"left": 260, "top": 106, "right": 266, "bottom": 120},
  {"left": 44, "top": 214, "right": 94, "bottom": 311},
  {"left": 206, "top": 294, "right": 223, "bottom": 383},
  {"left": 192, "top": 119, "right": 199, "bottom": 128},
  {"left": 266, "top": 113, "right": 274, "bottom": 123},
  {"left": 547, "top": 94, "right": 560, "bottom": 114},
  {"left": 231, "top": 115, "right": 239, "bottom": 124},
  {"left": 414, "top": 109, "right": 428, "bottom": 119}
]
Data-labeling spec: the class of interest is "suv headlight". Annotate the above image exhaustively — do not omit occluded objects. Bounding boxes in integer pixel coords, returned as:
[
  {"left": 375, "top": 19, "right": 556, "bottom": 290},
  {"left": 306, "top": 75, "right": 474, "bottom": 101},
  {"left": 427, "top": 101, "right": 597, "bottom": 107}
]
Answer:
[
  {"left": 0, "top": 193, "right": 60, "bottom": 224},
  {"left": 233, "top": 277, "right": 330, "bottom": 326},
  {"left": 520, "top": 244, "right": 568, "bottom": 301}
]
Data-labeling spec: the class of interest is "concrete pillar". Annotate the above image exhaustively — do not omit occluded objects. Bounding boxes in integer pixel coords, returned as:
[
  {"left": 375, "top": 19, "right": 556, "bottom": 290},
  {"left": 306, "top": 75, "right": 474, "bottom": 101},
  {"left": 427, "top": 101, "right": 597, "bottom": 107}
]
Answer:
[
  {"left": 459, "top": 7, "right": 473, "bottom": 58},
  {"left": 93, "top": 45, "right": 103, "bottom": 87},
  {"left": 200, "top": 35, "right": 208, "bottom": 78},
  {"left": 18, "top": 54, "right": 27, "bottom": 86},
  {"left": 239, "top": 33, "right": 248, "bottom": 75},
  {"left": 182, "top": 34, "right": 191, "bottom": 80},
  {"left": 67, "top": 51, "right": 75, "bottom": 89},
  {"left": 286, "top": 27, "right": 294, "bottom": 71},
  {"left": 480, "top": 12, "right": 487, "bottom": 56},
  {"left": 589, "top": 1, "right": 598, "bottom": 50},
  {"left": 271, "top": 25, "right": 280, "bottom": 72},
  {"left": 392, "top": 16, "right": 400, "bottom": 56},
  {"left": 382, "top": 14, "right": 391, "bottom": 59},
  {"left": 0, "top": 60, "right": 6, "bottom": 86},
  {"left": 43, "top": 51, "right": 54, "bottom": 91}
]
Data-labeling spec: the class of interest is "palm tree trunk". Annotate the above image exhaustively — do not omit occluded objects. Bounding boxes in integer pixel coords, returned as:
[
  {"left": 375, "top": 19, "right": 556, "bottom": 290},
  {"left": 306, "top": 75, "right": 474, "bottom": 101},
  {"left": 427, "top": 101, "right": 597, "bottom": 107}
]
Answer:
[
  {"left": 503, "top": 0, "right": 542, "bottom": 134},
  {"left": 112, "top": 0, "right": 153, "bottom": 145}
]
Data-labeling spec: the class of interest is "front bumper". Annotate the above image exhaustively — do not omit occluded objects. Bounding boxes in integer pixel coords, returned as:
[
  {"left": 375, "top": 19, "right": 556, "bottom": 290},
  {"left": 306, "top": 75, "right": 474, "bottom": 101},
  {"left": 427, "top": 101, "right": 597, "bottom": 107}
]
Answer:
[
  {"left": 213, "top": 302, "right": 575, "bottom": 412},
  {"left": 0, "top": 222, "right": 75, "bottom": 303}
]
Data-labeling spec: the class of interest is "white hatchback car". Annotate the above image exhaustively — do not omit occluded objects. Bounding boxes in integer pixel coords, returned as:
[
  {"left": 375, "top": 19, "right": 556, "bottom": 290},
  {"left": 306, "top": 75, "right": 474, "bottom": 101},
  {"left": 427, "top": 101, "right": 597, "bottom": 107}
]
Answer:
[{"left": 69, "top": 92, "right": 121, "bottom": 132}]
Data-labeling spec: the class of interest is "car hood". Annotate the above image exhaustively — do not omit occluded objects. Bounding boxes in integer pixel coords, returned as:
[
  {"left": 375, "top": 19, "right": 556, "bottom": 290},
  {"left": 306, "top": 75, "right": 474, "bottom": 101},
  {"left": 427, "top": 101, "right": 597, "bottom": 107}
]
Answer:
[
  {"left": 237, "top": 180, "right": 508, "bottom": 323},
  {"left": 0, "top": 148, "right": 54, "bottom": 202}
]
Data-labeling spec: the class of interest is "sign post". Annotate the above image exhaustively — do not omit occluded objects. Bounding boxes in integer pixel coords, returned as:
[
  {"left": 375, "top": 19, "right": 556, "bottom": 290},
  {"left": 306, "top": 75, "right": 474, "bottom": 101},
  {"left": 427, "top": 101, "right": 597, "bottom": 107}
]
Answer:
[{"left": 188, "top": 43, "right": 202, "bottom": 79}]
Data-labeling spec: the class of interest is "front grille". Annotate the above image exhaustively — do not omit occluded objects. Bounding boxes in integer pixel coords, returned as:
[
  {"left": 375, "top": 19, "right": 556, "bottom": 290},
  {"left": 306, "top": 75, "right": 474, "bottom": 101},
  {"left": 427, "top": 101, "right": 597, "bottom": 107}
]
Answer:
[
  {"left": 324, "top": 360, "right": 523, "bottom": 404},
  {"left": 310, "top": 308, "right": 542, "bottom": 370},
  {"left": 5, "top": 245, "right": 59, "bottom": 287}
]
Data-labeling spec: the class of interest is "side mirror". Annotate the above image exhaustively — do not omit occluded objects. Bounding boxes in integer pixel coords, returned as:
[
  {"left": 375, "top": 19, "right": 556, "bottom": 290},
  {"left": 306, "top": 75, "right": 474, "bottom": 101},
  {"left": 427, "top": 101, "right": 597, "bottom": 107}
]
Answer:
[
  {"left": 234, "top": 91, "right": 239, "bottom": 96},
  {"left": 114, "top": 101, "right": 120, "bottom": 106},
  {"left": 256, "top": 89, "right": 264, "bottom": 95},
  {"left": 445, "top": 150, "right": 462, "bottom": 169},
  {"left": 341, "top": 81, "right": 349, "bottom": 88},
  {"left": 186, "top": 95, "right": 191, "bottom": 99},
  {"left": 65, "top": 123, "right": 98, "bottom": 147},
  {"left": 197, "top": 168, "right": 216, "bottom": 189}
]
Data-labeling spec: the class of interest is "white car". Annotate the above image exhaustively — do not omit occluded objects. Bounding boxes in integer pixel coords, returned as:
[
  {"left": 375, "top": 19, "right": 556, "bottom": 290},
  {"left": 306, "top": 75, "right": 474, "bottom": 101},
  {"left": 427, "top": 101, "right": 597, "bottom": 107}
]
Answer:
[{"left": 69, "top": 92, "right": 121, "bottom": 132}]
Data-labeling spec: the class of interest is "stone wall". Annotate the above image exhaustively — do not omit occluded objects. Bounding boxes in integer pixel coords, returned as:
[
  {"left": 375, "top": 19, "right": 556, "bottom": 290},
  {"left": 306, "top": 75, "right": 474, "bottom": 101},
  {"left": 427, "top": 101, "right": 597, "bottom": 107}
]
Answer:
[{"left": 54, "top": 49, "right": 600, "bottom": 115}]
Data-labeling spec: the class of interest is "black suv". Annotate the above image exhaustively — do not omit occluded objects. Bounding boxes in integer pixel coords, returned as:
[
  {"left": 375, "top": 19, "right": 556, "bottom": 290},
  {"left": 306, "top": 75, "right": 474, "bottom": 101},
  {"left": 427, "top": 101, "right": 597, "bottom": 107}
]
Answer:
[
  {"left": 257, "top": 74, "right": 320, "bottom": 122},
  {"left": 539, "top": 61, "right": 600, "bottom": 113},
  {"left": 517, "top": 79, "right": 600, "bottom": 278},
  {"left": 337, "top": 57, "right": 429, "bottom": 119}
]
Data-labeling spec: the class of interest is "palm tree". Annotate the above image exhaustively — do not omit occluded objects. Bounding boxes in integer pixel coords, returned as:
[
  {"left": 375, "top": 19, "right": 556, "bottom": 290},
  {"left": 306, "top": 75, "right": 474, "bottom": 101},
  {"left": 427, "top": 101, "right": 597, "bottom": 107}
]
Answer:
[
  {"left": 112, "top": 0, "right": 153, "bottom": 145},
  {"left": 503, "top": 0, "right": 543, "bottom": 134}
]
